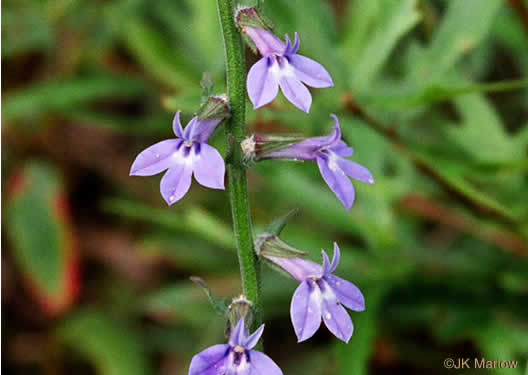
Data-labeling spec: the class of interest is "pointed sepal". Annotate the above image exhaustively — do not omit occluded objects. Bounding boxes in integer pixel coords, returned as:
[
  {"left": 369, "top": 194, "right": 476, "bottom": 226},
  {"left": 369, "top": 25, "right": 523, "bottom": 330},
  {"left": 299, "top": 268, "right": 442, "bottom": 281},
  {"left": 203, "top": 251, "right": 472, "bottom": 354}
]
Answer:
[
  {"left": 266, "top": 208, "right": 300, "bottom": 236},
  {"left": 200, "top": 72, "right": 215, "bottom": 106}
]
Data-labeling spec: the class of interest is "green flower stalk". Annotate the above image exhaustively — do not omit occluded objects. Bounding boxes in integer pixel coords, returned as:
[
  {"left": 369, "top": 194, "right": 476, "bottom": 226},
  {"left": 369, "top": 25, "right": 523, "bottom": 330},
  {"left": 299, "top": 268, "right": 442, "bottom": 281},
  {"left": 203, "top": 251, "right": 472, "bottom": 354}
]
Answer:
[{"left": 216, "top": 0, "right": 262, "bottom": 328}]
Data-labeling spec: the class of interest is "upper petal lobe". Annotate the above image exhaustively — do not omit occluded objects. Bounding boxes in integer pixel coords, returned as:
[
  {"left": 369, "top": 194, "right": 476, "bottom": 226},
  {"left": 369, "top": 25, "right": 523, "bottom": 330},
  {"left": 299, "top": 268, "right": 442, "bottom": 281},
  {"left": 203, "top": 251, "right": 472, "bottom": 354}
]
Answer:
[
  {"left": 229, "top": 318, "right": 247, "bottom": 347},
  {"left": 329, "top": 243, "right": 341, "bottom": 274},
  {"left": 183, "top": 117, "right": 199, "bottom": 141},
  {"left": 130, "top": 139, "right": 181, "bottom": 176},
  {"left": 193, "top": 143, "right": 225, "bottom": 190},
  {"left": 247, "top": 57, "right": 279, "bottom": 109},
  {"left": 289, "top": 54, "right": 333, "bottom": 88},
  {"left": 245, "top": 324, "right": 265, "bottom": 350},
  {"left": 188, "top": 344, "right": 230, "bottom": 375},
  {"left": 321, "top": 250, "right": 332, "bottom": 275},
  {"left": 284, "top": 33, "right": 300, "bottom": 55},
  {"left": 290, "top": 280, "right": 322, "bottom": 342},
  {"left": 172, "top": 111, "right": 184, "bottom": 138}
]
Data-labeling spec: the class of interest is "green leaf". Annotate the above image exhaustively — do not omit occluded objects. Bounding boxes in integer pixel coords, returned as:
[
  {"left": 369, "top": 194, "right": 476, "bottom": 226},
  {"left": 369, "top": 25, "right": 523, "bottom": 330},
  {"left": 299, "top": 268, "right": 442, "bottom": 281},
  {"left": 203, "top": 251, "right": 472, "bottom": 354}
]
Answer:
[
  {"left": 447, "top": 93, "right": 522, "bottom": 163},
  {"left": 104, "top": 199, "right": 235, "bottom": 249},
  {"left": 184, "top": 0, "right": 224, "bottom": 74},
  {"left": 140, "top": 234, "right": 237, "bottom": 274},
  {"left": 365, "top": 79, "right": 528, "bottom": 108},
  {"left": 410, "top": 0, "right": 502, "bottom": 84},
  {"left": 67, "top": 109, "right": 172, "bottom": 135},
  {"left": 2, "top": 2, "right": 54, "bottom": 58},
  {"left": 59, "top": 310, "right": 151, "bottom": 375},
  {"left": 418, "top": 152, "right": 518, "bottom": 223},
  {"left": 340, "top": 0, "right": 381, "bottom": 67},
  {"left": 6, "top": 161, "right": 78, "bottom": 315},
  {"left": 476, "top": 319, "right": 528, "bottom": 375},
  {"left": 2, "top": 75, "right": 147, "bottom": 123},
  {"left": 349, "top": 0, "right": 421, "bottom": 92},
  {"left": 121, "top": 17, "right": 199, "bottom": 89},
  {"left": 142, "top": 282, "right": 219, "bottom": 325}
]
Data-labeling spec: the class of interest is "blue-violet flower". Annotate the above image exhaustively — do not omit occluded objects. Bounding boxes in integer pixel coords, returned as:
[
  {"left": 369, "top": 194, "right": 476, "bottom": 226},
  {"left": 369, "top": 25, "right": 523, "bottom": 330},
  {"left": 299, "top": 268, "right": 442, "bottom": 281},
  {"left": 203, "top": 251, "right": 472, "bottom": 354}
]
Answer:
[
  {"left": 238, "top": 10, "right": 333, "bottom": 113},
  {"left": 258, "top": 114, "right": 374, "bottom": 210},
  {"left": 264, "top": 243, "right": 365, "bottom": 343},
  {"left": 130, "top": 111, "right": 225, "bottom": 205},
  {"left": 189, "top": 318, "right": 282, "bottom": 375}
]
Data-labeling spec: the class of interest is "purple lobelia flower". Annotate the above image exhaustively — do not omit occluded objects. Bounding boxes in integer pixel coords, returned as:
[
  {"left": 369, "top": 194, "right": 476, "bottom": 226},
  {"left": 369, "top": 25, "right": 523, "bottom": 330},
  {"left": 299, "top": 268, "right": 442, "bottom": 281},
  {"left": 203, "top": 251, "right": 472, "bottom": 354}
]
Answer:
[
  {"left": 251, "top": 114, "right": 374, "bottom": 210},
  {"left": 237, "top": 8, "right": 333, "bottom": 113},
  {"left": 130, "top": 110, "right": 226, "bottom": 205},
  {"left": 188, "top": 318, "right": 282, "bottom": 375},
  {"left": 263, "top": 243, "right": 365, "bottom": 343}
]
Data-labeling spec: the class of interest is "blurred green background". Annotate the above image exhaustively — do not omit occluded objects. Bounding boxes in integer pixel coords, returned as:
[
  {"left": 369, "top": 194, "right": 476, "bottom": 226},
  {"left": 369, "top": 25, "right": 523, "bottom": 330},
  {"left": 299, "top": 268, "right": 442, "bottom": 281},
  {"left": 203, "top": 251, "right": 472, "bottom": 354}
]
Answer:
[{"left": 2, "top": 0, "right": 528, "bottom": 374}]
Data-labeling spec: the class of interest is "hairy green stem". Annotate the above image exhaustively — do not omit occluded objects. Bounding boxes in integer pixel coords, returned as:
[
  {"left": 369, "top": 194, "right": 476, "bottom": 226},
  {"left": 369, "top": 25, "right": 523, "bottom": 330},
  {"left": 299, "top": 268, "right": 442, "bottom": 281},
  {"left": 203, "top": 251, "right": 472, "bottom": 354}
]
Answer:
[{"left": 216, "top": 0, "right": 262, "bottom": 327}]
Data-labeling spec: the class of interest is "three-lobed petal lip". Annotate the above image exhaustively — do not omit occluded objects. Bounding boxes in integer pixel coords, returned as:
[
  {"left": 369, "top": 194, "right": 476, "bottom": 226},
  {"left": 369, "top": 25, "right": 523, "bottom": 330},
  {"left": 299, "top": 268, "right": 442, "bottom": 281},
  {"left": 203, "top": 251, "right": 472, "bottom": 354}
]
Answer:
[
  {"left": 130, "top": 111, "right": 225, "bottom": 205},
  {"left": 245, "top": 27, "right": 333, "bottom": 113}
]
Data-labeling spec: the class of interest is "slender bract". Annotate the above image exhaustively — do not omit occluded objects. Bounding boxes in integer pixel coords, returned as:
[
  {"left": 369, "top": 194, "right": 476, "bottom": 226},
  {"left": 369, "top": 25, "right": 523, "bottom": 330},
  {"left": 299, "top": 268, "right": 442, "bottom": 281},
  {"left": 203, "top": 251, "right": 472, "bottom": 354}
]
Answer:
[{"left": 216, "top": 0, "right": 262, "bottom": 327}]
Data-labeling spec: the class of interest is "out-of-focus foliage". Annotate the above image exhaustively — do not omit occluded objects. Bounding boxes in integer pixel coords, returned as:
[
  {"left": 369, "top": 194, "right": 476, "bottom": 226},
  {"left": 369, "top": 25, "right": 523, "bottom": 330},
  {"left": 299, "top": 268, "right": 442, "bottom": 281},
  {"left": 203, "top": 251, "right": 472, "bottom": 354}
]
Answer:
[
  {"left": 2, "top": 0, "right": 528, "bottom": 374},
  {"left": 5, "top": 162, "right": 79, "bottom": 315}
]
